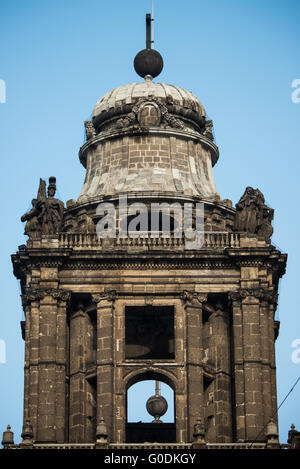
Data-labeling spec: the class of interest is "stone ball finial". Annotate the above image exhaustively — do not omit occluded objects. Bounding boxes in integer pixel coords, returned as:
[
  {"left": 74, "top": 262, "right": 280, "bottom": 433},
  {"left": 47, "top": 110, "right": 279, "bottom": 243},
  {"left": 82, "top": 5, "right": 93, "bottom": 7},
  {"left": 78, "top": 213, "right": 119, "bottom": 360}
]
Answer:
[
  {"left": 266, "top": 418, "right": 278, "bottom": 439},
  {"left": 96, "top": 416, "right": 108, "bottom": 442},
  {"left": 146, "top": 394, "right": 168, "bottom": 423},
  {"left": 21, "top": 418, "right": 33, "bottom": 444},
  {"left": 134, "top": 48, "right": 163, "bottom": 79}
]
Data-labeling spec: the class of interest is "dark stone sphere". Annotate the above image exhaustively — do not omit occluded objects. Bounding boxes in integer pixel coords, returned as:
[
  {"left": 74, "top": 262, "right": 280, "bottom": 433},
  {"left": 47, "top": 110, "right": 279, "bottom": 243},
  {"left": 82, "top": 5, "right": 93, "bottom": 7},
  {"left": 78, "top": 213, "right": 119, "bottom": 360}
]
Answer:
[
  {"left": 146, "top": 395, "right": 168, "bottom": 418},
  {"left": 134, "top": 49, "right": 164, "bottom": 78}
]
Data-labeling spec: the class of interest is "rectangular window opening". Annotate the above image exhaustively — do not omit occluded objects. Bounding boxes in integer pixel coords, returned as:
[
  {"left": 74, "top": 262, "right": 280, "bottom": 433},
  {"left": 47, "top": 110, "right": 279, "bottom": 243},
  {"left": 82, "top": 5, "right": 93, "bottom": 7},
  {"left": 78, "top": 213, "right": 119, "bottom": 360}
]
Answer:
[{"left": 125, "top": 305, "right": 175, "bottom": 360}]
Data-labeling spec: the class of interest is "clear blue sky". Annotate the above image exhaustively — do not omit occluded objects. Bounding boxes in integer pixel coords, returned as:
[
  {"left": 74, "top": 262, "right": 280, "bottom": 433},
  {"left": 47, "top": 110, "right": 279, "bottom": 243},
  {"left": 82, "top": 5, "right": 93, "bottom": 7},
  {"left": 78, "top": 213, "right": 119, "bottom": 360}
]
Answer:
[{"left": 0, "top": 0, "right": 299, "bottom": 444}]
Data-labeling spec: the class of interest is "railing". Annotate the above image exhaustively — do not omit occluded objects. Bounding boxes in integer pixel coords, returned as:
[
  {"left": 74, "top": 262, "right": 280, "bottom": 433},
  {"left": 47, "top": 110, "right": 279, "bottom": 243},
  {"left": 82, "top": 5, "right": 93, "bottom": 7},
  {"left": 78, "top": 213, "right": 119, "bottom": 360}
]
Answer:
[
  {"left": 58, "top": 232, "right": 241, "bottom": 250},
  {"left": 110, "top": 443, "right": 193, "bottom": 450},
  {"left": 33, "top": 443, "right": 95, "bottom": 450}
]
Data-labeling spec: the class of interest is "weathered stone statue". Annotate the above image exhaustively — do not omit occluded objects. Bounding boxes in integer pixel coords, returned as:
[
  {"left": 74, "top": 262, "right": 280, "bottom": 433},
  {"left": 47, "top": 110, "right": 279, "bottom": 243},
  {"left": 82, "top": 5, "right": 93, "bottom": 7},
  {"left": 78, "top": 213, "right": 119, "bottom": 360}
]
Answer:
[
  {"left": 41, "top": 177, "right": 65, "bottom": 234},
  {"left": 257, "top": 205, "right": 274, "bottom": 244},
  {"left": 21, "top": 179, "right": 46, "bottom": 238},
  {"left": 234, "top": 186, "right": 274, "bottom": 242},
  {"left": 203, "top": 119, "right": 214, "bottom": 141},
  {"left": 21, "top": 177, "right": 64, "bottom": 237},
  {"left": 84, "top": 120, "right": 96, "bottom": 140}
]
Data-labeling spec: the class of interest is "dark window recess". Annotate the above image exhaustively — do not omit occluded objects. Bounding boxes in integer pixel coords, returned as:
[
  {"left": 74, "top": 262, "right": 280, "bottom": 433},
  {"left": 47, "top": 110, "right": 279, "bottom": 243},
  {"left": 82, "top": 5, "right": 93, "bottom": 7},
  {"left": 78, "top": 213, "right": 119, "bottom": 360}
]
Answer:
[
  {"left": 125, "top": 306, "right": 175, "bottom": 359},
  {"left": 126, "top": 423, "right": 176, "bottom": 443},
  {"left": 125, "top": 213, "right": 178, "bottom": 232}
]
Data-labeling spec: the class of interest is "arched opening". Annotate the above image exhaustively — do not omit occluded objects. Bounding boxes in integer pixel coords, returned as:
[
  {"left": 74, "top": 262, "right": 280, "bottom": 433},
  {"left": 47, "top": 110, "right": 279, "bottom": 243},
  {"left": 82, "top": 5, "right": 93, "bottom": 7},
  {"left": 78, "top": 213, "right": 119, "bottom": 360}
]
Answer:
[{"left": 125, "top": 371, "right": 176, "bottom": 443}]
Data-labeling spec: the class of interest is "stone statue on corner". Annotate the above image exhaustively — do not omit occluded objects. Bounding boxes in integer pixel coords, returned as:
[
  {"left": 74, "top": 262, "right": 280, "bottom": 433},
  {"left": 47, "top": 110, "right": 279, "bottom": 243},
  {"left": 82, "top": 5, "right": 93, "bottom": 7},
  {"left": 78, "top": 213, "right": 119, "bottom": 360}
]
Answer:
[
  {"left": 234, "top": 186, "right": 274, "bottom": 243},
  {"left": 21, "top": 177, "right": 64, "bottom": 237}
]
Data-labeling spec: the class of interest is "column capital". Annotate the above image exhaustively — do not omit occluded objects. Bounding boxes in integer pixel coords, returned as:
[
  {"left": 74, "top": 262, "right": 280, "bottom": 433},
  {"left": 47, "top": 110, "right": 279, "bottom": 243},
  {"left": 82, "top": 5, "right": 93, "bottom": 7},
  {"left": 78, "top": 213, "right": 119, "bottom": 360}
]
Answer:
[
  {"left": 22, "top": 287, "right": 45, "bottom": 305},
  {"left": 228, "top": 287, "right": 276, "bottom": 304},
  {"left": 22, "top": 287, "right": 71, "bottom": 305},
  {"left": 182, "top": 290, "right": 207, "bottom": 307},
  {"left": 92, "top": 290, "right": 117, "bottom": 304}
]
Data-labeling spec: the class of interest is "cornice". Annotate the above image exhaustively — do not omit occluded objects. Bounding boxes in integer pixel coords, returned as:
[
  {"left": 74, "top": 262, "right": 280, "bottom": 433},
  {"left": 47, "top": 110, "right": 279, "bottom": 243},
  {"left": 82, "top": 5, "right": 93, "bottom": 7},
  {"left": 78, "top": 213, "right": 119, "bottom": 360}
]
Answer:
[{"left": 79, "top": 126, "right": 219, "bottom": 168}]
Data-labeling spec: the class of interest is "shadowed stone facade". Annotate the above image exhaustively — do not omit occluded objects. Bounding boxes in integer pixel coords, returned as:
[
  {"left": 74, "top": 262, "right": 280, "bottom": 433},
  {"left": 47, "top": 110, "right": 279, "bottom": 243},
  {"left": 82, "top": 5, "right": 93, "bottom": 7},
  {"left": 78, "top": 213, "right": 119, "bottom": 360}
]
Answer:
[{"left": 10, "top": 36, "right": 287, "bottom": 449}]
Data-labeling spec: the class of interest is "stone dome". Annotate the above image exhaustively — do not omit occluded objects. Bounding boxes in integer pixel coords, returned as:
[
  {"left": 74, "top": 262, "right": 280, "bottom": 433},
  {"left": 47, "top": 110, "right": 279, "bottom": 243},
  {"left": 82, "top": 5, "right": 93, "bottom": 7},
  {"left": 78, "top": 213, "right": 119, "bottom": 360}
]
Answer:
[
  {"left": 92, "top": 78, "right": 206, "bottom": 132},
  {"left": 77, "top": 77, "right": 220, "bottom": 203}
]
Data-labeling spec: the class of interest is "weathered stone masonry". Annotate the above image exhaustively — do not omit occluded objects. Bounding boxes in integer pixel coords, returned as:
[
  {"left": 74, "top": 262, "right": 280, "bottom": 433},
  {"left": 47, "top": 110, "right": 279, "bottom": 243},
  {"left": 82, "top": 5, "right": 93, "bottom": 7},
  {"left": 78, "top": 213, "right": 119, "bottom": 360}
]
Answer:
[{"left": 11, "top": 40, "right": 287, "bottom": 447}]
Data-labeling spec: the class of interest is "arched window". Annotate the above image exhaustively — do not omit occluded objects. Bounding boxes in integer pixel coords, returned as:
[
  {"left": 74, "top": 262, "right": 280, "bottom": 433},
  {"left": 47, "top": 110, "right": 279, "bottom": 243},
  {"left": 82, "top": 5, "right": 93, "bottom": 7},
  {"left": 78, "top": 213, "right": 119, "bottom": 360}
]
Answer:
[{"left": 126, "top": 372, "right": 176, "bottom": 443}]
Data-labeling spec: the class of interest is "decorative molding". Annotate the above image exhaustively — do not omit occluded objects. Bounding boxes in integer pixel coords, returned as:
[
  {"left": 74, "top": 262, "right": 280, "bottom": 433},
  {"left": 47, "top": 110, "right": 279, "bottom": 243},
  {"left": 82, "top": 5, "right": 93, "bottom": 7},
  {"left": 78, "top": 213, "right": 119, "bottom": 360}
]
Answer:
[
  {"left": 236, "top": 260, "right": 264, "bottom": 268},
  {"left": 28, "top": 260, "right": 64, "bottom": 268},
  {"left": 62, "top": 260, "right": 236, "bottom": 271}
]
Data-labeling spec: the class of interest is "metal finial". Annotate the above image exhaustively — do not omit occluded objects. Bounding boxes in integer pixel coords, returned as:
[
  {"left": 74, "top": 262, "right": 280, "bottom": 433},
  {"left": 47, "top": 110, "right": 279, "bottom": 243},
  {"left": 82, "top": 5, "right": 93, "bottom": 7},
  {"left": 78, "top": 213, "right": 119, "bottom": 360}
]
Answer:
[
  {"left": 134, "top": 13, "right": 163, "bottom": 79},
  {"left": 146, "top": 13, "right": 152, "bottom": 49}
]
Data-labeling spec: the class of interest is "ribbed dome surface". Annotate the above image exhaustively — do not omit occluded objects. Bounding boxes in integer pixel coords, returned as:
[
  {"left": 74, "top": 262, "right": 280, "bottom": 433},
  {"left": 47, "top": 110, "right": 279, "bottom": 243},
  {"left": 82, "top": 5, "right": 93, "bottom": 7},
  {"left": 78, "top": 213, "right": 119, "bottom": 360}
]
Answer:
[{"left": 92, "top": 81, "right": 206, "bottom": 120}]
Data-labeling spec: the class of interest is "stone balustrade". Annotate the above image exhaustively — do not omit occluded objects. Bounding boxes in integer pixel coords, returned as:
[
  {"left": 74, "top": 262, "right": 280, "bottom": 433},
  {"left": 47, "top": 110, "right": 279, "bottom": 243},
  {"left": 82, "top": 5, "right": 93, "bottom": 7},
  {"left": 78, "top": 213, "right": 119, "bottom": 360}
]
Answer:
[{"left": 58, "top": 232, "right": 241, "bottom": 250}]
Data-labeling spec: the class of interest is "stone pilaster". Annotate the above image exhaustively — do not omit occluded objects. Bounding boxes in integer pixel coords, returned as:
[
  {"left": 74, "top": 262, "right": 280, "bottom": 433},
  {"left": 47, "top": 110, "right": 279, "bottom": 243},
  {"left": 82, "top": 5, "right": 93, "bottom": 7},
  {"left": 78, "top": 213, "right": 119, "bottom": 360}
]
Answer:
[
  {"left": 22, "top": 287, "right": 70, "bottom": 442},
  {"left": 54, "top": 290, "right": 70, "bottom": 442},
  {"left": 259, "top": 292, "right": 273, "bottom": 427},
  {"left": 267, "top": 293, "right": 279, "bottom": 422},
  {"left": 22, "top": 288, "right": 44, "bottom": 439},
  {"left": 69, "top": 301, "right": 87, "bottom": 443},
  {"left": 209, "top": 303, "right": 232, "bottom": 442},
  {"left": 182, "top": 291, "right": 207, "bottom": 442},
  {"left": 230, "top": 287, "right": 270, "bottom": 442},
  {"left": 228, "top": 291, "right": 245, "bottom": 441},
  {"left": 92, "top": 291, "right": 116, "bottom": 442},
  {"left": 21, "top": 293, "right": 31, "bottom": 428},
  {"left": 38, "top": 289, "right": 70, "bottom": 442}
]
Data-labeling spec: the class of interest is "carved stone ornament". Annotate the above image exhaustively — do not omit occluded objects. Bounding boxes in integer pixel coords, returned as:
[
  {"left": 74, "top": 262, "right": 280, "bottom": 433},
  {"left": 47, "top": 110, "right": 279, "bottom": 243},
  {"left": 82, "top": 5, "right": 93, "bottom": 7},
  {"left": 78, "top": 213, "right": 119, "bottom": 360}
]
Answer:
[
  {"left": 145, "top": 295, "right": 154, "bottom": 306},
  {"left": 115, "top": 96, "right": 185, "bottom": 130},
  {"left": 23, "top": 287, "right": 71, "bottom": 304},
  {"left": 234, "top": 186, "right": 274, "bottom": 243},
  {"left": 182, "top": 290, "right": 207, "bottom": 307},
  {"left": 202, "top": 119, "right": 214, "bottom": 141},
  {"left": 50, "top": 289, "right": 71, "bottom": 302},
  {"left": 228, "top": 288, "right": 277, "bottom": 303},
  {"left": 228, "top": 291, "right": 241, "bottom": 303},
  {"left": 92, "top": 290, "right": 117, "bottom": 304},
  {"left": 84, "top": 120, "right": 96, "bottom": 140},
  {"left": 21, "top": 177, "right": 64, "bottom": 238},
  {"left": 22, "top": 288, "right": 45, "bottom": 305}
]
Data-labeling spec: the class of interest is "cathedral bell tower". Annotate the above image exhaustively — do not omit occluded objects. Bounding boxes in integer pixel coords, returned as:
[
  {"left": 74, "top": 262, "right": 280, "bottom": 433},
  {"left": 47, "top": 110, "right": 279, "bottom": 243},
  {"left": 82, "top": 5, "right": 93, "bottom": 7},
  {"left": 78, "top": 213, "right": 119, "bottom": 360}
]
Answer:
[{"left": 11, "top": 13, "right": 287, "bottom": 448}]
